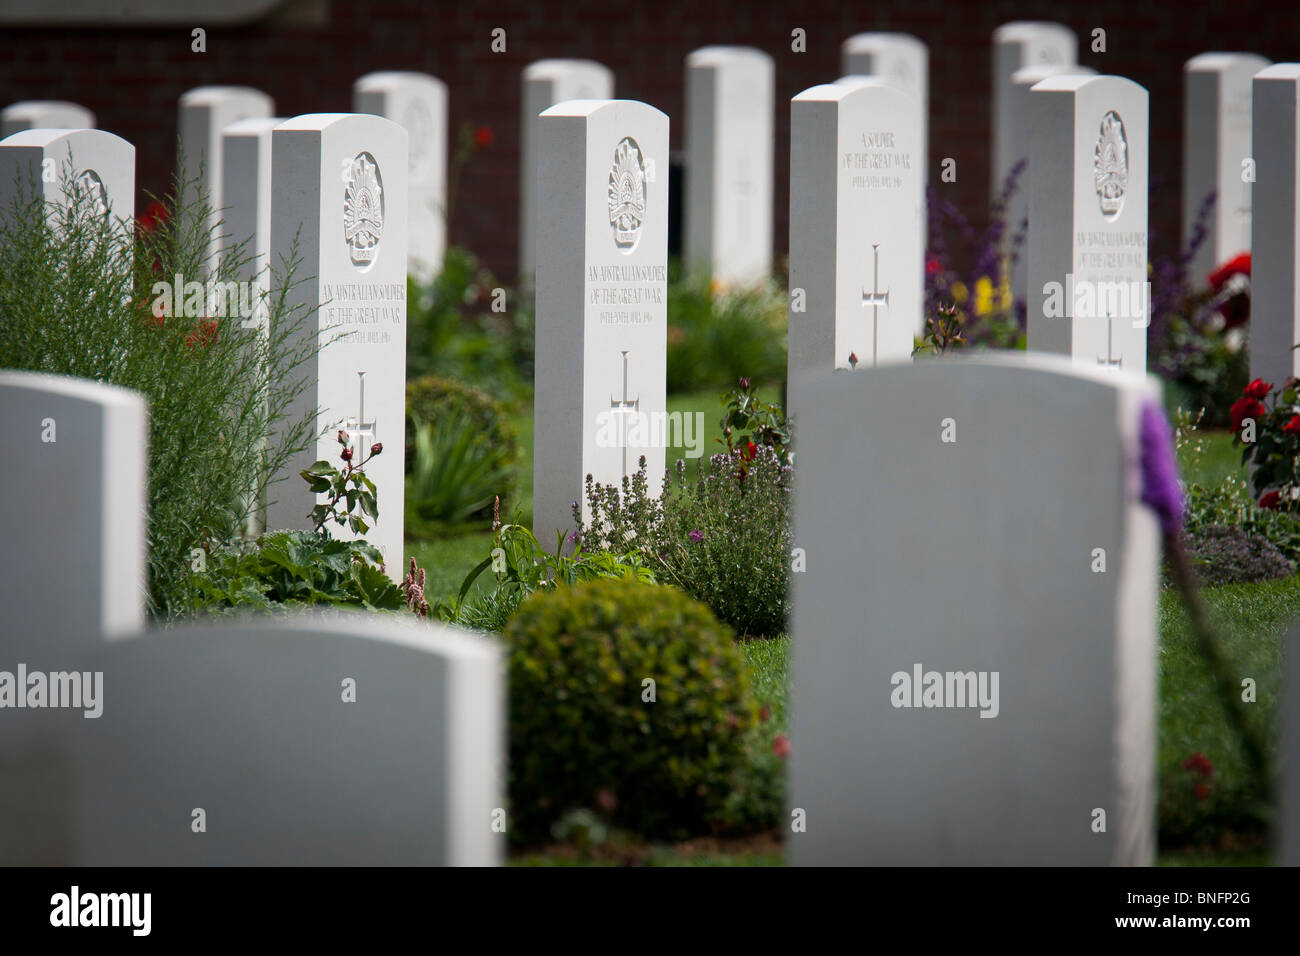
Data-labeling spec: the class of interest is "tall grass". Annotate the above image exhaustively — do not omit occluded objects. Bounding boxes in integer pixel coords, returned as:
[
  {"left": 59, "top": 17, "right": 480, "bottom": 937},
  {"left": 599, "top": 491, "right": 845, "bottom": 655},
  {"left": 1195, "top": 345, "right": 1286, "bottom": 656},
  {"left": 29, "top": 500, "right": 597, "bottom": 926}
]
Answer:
[{"left": 0, "top": 163, "right": 319, "bottom": 618}]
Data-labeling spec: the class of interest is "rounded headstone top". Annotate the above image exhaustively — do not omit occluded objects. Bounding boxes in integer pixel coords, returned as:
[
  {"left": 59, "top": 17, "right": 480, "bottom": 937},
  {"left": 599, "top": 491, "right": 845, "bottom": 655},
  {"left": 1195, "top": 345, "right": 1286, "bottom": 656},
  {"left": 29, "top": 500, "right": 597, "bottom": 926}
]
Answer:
[
  {"left": 538, "top": 98, "right": 666, "bottom": 123},
  {"left": 993, "top": 20, "right": 1076, "bottom": 44},
  {"left": 1012, "top": 63, "right": 1097, "bottom": 85},
  {"left": 1254, "top": 63, "right": 1300, "bottom": 82},
  {"left": 523, "top": 59, "right": 613, "bottom": 81},
  {"left": 686, "top": 45, "right": 773, "bottom": 68},
  {"left": 353, "top": 71, "right": 447, "bottom": 95},
  {"left": 841, "top": 32, "right": 926, "bottom": 55},
  {"left": 1185, "top": 52, "right": 1272, "bottom": 72},
  {"left": 179, "top": 85, "right": 273, "bottom": 108}
]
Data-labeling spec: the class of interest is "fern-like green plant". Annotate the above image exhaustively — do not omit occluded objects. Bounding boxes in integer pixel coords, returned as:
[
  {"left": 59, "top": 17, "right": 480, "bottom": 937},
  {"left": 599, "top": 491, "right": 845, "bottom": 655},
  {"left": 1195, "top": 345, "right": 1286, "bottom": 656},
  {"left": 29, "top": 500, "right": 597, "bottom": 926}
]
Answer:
[{"left": 406, "top": 410, "right": 512, "bottom": 532}]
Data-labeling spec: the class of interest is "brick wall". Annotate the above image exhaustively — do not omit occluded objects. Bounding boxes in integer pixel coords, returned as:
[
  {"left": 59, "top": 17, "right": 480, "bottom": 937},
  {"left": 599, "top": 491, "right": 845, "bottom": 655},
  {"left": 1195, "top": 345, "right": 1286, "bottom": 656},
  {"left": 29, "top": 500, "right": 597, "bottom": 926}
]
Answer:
[{"left": 3, "top": 0, "right": 1299, "bottom": 283}]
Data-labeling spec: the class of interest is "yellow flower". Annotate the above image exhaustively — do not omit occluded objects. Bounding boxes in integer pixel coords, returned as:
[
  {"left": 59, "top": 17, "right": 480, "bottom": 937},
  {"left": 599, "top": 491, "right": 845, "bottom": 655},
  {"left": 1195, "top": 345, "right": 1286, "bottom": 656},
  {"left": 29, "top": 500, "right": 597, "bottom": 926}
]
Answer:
[
  {"left": 950, "top": 281, "right": 969, "bottom": 304},
  {"left": 974, "top": 276, "right": 995, "bottom": 317}
]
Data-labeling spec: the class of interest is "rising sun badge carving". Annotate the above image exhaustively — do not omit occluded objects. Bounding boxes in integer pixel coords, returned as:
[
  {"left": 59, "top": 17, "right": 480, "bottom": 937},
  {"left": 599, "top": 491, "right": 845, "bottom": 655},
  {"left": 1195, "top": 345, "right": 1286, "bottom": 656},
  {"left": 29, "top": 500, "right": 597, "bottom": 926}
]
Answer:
[
  {"left": 344, "top": 152, "right": 385, "bottom": 267},
  {"left": 607, "top": 137, "right": 646, "bottom": 253},
  {"left": 1093, "top": 111, "right": 1128, "bottom": 220}
]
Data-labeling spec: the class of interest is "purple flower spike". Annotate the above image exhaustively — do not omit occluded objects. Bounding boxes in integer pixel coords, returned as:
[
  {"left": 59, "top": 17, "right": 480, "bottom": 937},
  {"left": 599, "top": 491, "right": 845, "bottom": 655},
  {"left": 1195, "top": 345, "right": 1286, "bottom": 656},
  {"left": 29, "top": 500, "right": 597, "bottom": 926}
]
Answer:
[{"left": 1139, "top": 400, "right": 1185, "bottom": 537}]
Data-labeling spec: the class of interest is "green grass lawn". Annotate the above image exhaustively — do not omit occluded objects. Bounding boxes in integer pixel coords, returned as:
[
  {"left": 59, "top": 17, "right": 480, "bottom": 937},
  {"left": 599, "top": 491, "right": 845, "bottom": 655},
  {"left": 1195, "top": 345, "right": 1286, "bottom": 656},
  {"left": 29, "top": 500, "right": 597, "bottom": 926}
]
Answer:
[{"left": 406, "top": 407, "right": 1290, "bottom": 865}]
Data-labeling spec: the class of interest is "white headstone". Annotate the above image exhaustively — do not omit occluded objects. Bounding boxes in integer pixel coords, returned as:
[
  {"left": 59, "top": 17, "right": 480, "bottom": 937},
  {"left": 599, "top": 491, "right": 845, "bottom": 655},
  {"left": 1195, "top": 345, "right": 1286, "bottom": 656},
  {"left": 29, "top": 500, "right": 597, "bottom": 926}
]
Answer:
[
  {"left": 789, "top": 354, "right": 1160, "bottom": 865},
  {"left": 0, "top": 127, "right": 134, "bottom": 223},
  {"left": 1009, "top": 64, "right": 1097, "bottom": 313},
  {"left": 61, "top": 612, "right": 503, "bottom": 865},
  {"left": 0, "top": 372, "right": 147, "bottom": 661},
  {"left": 683, "top": 46, "right": 774, "bottom": 287},
  {"left": 532, "top": 100, "right": 667, "bottom": 543},
  {"left": 1250, "top": 65, "right": 1300, "bottom": 390},
  {"left": 1, "top": 100, "right": 95, "bottom": 137},
  {"left": 0, "top": 372, "right": 147, "bottom": 864},
  {"left": 992, "top": 22, "right": 1077, "bottom": 204},
  {"left": 788, "top": 79, "right": 922, "bottom": 397},
  {"left": 266, "top": 113, "right": 408, "bottom": 576},
  {"left": 220, "top": 117, "right": 282, "bottom": 298},
  {"left": 353, "top": 71, "right": 448, "bottom": 284},
  {"left": 1182, "top": 54, "right": 1272, "bottom": 289},
  {"left": 841, "top": 33, "right": 928, "bottom": 187},
  {"left": 519, "top": 60, "right": 614, "bottom": 286},
  {"left": 178, "top": 85, "right": 274, "bottom": 267},
  {"left": 1027, "top": 75, "right": 1149, "bottom": 372}
]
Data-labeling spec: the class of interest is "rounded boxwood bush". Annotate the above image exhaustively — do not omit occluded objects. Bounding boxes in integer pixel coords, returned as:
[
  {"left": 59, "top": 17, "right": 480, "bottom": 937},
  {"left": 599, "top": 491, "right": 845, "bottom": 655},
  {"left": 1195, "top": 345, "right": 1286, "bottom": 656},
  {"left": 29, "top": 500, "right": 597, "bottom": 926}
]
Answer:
[
  {"left": 504, "top": 577, "right": 759, "bottom": 842},
  {"left": 404, "top": 374, "right": 519, "bottom": 515}
]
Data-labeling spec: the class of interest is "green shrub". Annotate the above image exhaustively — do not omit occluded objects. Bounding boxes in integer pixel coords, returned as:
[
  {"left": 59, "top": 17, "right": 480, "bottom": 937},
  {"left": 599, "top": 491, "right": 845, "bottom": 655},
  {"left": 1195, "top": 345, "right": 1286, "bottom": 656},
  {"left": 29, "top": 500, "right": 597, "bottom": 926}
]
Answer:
[
  {"left": 404, "top": 375, "right": 519, "bottom": 533},
  {"left": 503, "top": 578, "right": 759, "bottom": 841},
  {"left": 406, "top": 247, "right": 533, "bottom": 403},
  {"left": 436, "top": 521, "right": 656, "bottom": 633},
  {"left": 666, "top": 261, "right": 787, "bottom": 393},
  {"left": 184, "top": 530, "right": 405, "bottom": 613},
  {"left": 0, "top": 168, "right": 317, "bottom": 619},
  {"left": 577, "top": 445, "right": 793, "bottom": 637}
]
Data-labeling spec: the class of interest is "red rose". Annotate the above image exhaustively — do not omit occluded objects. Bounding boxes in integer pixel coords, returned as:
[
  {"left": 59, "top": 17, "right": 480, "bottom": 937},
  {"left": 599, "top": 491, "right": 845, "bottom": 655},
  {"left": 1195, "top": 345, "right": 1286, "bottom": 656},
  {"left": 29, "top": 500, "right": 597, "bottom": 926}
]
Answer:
[
  {"left": 1243, "top": 378, "right": 1272, "bottom": 400},
  {"left": 474, "top": 125, "right": 494, "bottom": 149},
  {"left": 1208, "top": 252, "right": 1251, "bottom": 291},
  {"left": 742, "top": 440, "right": 757, "bottom": 461},
  {"left": 1285, "top": 416, "right": 1300, "bottom": 435},
  {"left": 1229, "top": 398, "right": 1266, "bottom": 433},
  {"left": 1260, "top": 490, "right": 1281, "bottom": 510},
  {"left": 340, "top": 446, "right": 353, "bottom": 462},
  {"left": 772, "top": 734, "right": 792, "bottom": 760}
]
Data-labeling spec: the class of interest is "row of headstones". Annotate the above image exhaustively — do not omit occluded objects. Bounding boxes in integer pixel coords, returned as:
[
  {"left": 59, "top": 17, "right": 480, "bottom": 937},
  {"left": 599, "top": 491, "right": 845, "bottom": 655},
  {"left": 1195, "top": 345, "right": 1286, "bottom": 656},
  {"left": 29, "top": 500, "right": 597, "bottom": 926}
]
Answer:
[
  {"left": 0, "top": 108, "right": 410, "bottom": 573},
  {"left": 4, "top": 360, "right": 1299, "bottom": 865},
  {"left": 531, "top": 72, "right": 1152, "bottom": 538}
]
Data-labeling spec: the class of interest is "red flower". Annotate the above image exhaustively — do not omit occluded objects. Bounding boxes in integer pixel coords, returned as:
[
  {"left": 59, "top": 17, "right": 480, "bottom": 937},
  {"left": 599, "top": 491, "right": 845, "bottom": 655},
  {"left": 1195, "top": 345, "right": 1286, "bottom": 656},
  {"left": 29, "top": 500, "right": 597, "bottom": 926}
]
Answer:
[
  {"left": 1260, "top": 490, "right": 1281, "bottom": 510},
  {"left": 1243, "top": 378, "right": 1272, "bottom": 400},
  {"left": 340, "top": 446, "right": 353, "bottom": 462},
  {"left": 1182, "top": 752, "right": 1214, "bottom": 777},
  {"left": 137, "top": 199, "right": 169, "bottom": 235},
  {"left": 369, "top": 442, "right": 383, "bottom": 456},
  {"left": 741, "top": 440, "right": 758, "bottom": 461},
  {"left": 772, "top": 734, "right": 792, "bottom": 760},
  {"left": 758, "top": 705, "right": 770, "bottom": 722},
  {"left": 1284, "top": 416, "right": 1300, "bottom": 435},
  {"left": 1208, "top": 253, "right": 1251, "bottom": 291},
  {"left": 926, "top": 256, "right": 943, "bottom": 276},
  {"left": 1229, "top": 398, "right": 1266, "bottom": 433},
  {"left": 474, "top": 125, "right": 494, "bottom": 149},
  {"left": 183, "top": 318, "right": 219, "bottom": 349},
  {"left": 1208, "top": 253, "right": 1252, "bottom": 327}
]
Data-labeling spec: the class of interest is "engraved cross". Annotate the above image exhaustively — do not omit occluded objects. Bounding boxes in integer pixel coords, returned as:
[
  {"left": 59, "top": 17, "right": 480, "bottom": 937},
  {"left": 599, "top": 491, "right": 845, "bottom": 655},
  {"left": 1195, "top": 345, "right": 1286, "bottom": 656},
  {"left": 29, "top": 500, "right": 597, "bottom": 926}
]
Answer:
[
  {"left": 343, "top": 371, "right": 378, "bottom": 457},
  {"left": 609, "top": 349, "right": 640, "bottom": 477},
  {"left": 860, "top": 243, "right": 890, "bottom": 367},
  {"left": 1097, "top": 315, "right": 1122, "bottom": 370}
]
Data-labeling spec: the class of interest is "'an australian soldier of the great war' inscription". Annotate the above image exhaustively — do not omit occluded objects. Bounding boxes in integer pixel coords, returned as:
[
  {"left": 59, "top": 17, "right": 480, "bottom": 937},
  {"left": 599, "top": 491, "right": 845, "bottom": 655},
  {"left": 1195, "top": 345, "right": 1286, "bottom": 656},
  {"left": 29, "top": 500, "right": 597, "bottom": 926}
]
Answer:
[
  {"left": 588, "top": 263, "right": 666, "bottom": 325},
  {"left": 320, "top": 281, "right": 406, "bottom": 345}
]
